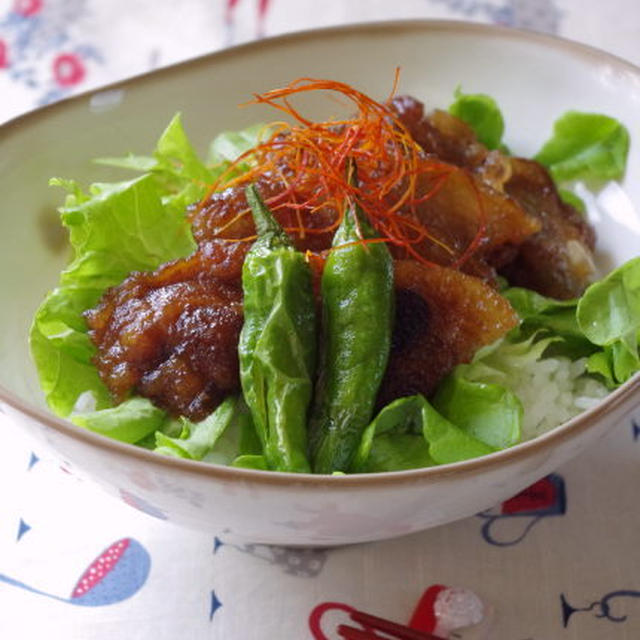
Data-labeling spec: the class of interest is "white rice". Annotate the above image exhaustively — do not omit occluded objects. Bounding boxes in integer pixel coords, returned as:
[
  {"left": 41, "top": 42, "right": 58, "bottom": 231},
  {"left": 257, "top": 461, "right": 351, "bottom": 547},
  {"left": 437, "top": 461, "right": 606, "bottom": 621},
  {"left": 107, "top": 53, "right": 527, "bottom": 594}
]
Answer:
[{"left": 503, "top": 356, "right": 609, "bottom": 440}]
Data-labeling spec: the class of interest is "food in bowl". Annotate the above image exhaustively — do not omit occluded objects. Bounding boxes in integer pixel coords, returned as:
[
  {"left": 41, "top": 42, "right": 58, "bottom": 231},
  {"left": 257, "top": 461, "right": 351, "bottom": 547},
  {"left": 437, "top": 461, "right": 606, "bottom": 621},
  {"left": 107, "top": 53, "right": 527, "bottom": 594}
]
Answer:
[{"left": 30, "top": 76, "right": 640, "bottom": 475}]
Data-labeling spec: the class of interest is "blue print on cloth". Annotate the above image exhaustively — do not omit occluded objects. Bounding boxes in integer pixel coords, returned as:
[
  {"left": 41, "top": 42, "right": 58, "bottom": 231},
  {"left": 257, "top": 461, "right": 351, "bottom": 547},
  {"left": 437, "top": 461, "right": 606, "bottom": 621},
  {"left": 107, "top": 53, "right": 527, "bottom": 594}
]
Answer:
[
  {"left": 213, "top": 536, "right": 328, "bottom": 577},
  {"left": 27, "top": 452, "right": 39, "bottom": 470},
  {"left": 561, "top": 590, "right": 640, "bottom": 627},
  {"left": 210, "top": 590, "right": 222, "bottom": 621},
  {"left": 210, "top": 535, "right": 326, "bottom": 624},
  {"left": 0, "top": 538, "right": 151, "bottom": 606},
  {"left": 426, "top": 0, "right": 561, "bottom": 33},
  {"left": 477, "top": 474, "right": 566, "bottom": 546},
  {"left": 16, "top": 518, "right": 31, "bottom": 542}
]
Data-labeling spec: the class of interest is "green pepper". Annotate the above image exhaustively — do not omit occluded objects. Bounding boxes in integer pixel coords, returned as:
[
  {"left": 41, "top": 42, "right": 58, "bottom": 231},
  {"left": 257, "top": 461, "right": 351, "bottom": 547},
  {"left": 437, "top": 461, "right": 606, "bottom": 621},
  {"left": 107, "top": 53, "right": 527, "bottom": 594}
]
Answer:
[
  {"left": 309, "top": 170, "right": 394, "bottom": 473},
  {"left": 238, "top": 184, "right": 317, "bottom": 473}
]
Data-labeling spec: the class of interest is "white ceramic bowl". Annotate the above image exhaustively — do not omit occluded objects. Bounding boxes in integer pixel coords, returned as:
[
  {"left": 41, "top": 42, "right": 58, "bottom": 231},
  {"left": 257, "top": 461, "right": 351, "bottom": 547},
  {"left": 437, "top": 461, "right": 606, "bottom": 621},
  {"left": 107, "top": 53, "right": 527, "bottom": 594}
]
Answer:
[{"left": 1, "top": 21, "right": 639, "bottom": 546}]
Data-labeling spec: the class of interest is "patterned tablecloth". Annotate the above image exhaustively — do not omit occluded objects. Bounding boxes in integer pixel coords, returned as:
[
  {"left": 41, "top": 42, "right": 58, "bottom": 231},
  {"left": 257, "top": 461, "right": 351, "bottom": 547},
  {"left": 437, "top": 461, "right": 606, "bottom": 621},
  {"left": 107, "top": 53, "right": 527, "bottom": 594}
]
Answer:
[{"left": 1, "top": 2, "right": 639, "bottom": 639}]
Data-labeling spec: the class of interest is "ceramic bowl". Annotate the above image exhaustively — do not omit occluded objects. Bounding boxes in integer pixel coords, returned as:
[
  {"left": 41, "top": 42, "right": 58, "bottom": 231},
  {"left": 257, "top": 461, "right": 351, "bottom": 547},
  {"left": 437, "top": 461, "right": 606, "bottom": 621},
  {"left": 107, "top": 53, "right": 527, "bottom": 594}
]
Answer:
[{"left": 1, "top": 21, "right": 639, "bottom": 546}]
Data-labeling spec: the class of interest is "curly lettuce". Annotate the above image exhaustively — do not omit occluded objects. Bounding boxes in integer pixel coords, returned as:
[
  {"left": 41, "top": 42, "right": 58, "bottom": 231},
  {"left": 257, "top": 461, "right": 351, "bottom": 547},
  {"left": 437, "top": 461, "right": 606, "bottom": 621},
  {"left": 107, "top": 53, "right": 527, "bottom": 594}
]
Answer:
[{"left": 29, "top": 115, "right": 263, "bottom": 446}]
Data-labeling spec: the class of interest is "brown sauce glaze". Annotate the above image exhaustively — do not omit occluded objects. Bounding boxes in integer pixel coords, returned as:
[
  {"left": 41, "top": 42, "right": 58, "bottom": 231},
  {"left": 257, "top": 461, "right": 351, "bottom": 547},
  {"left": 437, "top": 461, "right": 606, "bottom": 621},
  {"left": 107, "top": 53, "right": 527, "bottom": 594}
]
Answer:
[{"left": 85, "top": 241, "right": 246, "bottom": 421}]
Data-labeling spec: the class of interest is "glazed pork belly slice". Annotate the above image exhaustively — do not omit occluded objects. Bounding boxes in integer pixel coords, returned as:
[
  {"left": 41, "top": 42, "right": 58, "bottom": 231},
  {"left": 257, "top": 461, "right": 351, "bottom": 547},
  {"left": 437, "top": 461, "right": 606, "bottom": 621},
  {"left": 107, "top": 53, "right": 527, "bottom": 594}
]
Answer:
[
  {"left": 189, "top": 172, "right": 337, "bottom": 253},
  {"left": 377, "top": 260, "right": 518, "bottom": 408},
  {"left": 501, "top": 157, "right": 596, "bottom": 299},
  {"left": 390, "top": 95, "right": 596, "bottom": 298},
  {"left": 394, "top": 161, "right": 540, "bottom": 281},
  {"left": 84, "top": 240, "right": 246, "bottom": 421}
]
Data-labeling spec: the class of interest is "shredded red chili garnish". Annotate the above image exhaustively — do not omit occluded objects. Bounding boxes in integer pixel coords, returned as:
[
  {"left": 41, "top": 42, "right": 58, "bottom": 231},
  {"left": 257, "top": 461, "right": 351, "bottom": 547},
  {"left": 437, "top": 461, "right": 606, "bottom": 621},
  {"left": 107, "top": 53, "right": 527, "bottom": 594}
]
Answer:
[{"left": 199, "top": 73, "right": 487, "bottom": 267}]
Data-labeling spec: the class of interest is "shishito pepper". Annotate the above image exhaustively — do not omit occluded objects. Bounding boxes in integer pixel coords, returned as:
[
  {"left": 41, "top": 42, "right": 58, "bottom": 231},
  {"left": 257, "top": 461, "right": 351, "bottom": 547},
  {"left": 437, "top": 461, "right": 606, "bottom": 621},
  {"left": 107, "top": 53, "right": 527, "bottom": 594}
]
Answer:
[
  {"left": 309, "top": 169, "right": 394, "bottom": 473},
  {"left": 238, "top": 184, "right": 316, "bottom": 473}
]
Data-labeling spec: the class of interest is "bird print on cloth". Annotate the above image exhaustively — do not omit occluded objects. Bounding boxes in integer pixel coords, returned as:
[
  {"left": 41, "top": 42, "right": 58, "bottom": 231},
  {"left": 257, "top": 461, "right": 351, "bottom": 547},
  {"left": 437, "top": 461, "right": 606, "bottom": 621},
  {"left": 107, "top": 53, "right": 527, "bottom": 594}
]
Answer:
[
  {"left": 0, "top": 448, "right": 151, "bottom": 608},
  {"left": 0, "top": 538, "right": 151, "bottom": 606},
  {"left": 476, "top": 474, "right": 567, "bottom": 546}
]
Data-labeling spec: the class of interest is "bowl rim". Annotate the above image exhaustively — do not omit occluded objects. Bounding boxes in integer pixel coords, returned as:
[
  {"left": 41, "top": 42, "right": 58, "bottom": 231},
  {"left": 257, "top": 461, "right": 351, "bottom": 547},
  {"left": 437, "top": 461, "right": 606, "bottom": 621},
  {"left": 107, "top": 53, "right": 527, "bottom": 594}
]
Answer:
[{"left": 2, "top": 18, "right": 639, "bottom": 489}]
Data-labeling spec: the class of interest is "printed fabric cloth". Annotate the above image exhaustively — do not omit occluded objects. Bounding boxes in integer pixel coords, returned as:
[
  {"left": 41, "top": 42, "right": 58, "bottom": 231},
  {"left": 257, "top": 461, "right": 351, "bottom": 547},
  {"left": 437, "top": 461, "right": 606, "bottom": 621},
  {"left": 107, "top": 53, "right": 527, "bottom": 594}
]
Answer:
[{"left": 1, "top": 1, "right": 640, "bottom": 639}]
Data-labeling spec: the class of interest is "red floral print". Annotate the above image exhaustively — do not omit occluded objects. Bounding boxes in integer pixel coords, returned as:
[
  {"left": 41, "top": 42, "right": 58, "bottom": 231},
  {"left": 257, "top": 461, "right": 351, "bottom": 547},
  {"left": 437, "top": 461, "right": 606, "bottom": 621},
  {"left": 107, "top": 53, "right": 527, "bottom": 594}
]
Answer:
[
  {"left": 13, "top": 0, "right": 43, "bottom": 17},
  {"left": 0, "top": 40, "right": 8, "bottom": 68},
  {"left": 52, "top": 52, "right": 85, "bottom": 86}
]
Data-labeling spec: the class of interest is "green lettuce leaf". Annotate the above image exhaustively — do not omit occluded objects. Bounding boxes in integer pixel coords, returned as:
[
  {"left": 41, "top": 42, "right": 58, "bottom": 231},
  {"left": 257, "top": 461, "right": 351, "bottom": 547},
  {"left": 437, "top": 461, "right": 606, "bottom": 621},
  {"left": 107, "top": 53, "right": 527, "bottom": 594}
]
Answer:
[
  {"left": 96, "top": 113, "right": 219, "bottom": 216},
  {"left": 449, "top": 87, "right": 505, "bottom": 150},
  {"left": 444, "top": 333, "right": 560, "bottom": 412},
  {"left": 357, "top": 434, "right": 434, "bottom": 473},
  {"left": 96, "top": 115, "right": 268, "bottom": 190},
  {"left": 501, "top": 287, "right": 594, "bottom": 359},
  {"left": 154, "top": 396, "right": 241, "bottom": 460},
  {"left": 432, "top": 375, "right": 522, "bottom": 449},
  {"left": 207, "top": 123, "right": 270, "bottom": 164},
  {"left": 534, "top": 111, "right": 630, "bottom": 182},
  {"left": 350, "top": 395, "right": 495, "bottom": 473},
  {"left": 154, "top": 396, "right": 263, "bottom": 465},
  {"left": 585, "top": 350, "right": 615, "bottom": 385},
  {"left": 577, "top": 257, "right": 640, "bottom": 345},
  {"left": 94, "top": 153, "right": 158, "bottom": 172},
  {"left": 503, "top": 286, "right": 577, "bottom": 321},
  {"left": 30, "top": 174, "right": 197, "bottom": 417},
  {"left": 96, "top": 113, "right": 210, "bottom": 179},
  {"left": 578, "top": 257, "right": 640, "bottom": 384},
  {"left": 454, "top": 333, "right": 556, "bottom": 386},
  {"left": 420, "top": 395, "right": 497, "bottom": 463},
  {"left": 135, "top": 418, "right": 183, "bottom": 450},
  {"left": 29, "top": 288, "right": 113, "bottom": 417},
  {"left": 586, "top": 340, "right": 640, "bottom": 387},
  {"left": 205, "top": 124, "right": 272, "bottom": 185},
  {"left": 154, "top": 113, "right": 213, "bottom": 183},
  {"left": 71, "top": 397, "right": 166, "bottom": 443},
  {"left": 501, "top": 258, "right": 640, "bottom": 388},
  {"left": 30, "top": 118, "right": 207, "bottom": 432},
  {"left": 231, "top": 455, "right": 269, "bottom": 470},
  {"left": 350, "top": 395, "right": 434, "bottom": 472}
]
